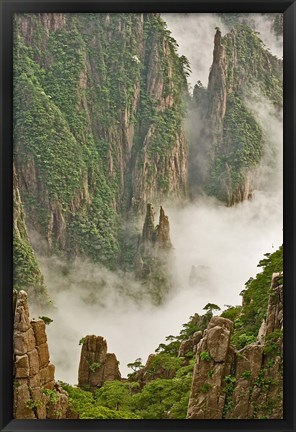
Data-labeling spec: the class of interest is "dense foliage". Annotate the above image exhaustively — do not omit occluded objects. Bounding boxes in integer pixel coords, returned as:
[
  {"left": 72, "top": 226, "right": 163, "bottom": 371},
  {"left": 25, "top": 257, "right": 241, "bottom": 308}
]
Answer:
[
  {"left": 201, "top": 23, "right": 282, "bottom": 204},
  {"left": 60, "top": 245, "right": 283, "bottom": 419},
  {"left": 222, "top": 245, "right": 283, "bottom": 349},
  {"left": 13, "top": 13, "right": 188, "bottom": 272}
]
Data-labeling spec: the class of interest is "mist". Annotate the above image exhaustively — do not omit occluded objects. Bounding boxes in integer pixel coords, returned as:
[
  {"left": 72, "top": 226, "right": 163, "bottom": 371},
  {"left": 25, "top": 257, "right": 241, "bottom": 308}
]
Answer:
[
  {"left": 29, "top": 13, "right": 282, "bottom": 385},
  {"left": 36, "top": 181, "right": 282, "bottom": 384},
  {"left": 162, "top": 13, "right": 228, "bottom": 89},
  {"left": 162, "top": 13, "right": 282, "bottom": 92},
  {"left": 245, "top": 14, "right": 283, "bottom": 59}
]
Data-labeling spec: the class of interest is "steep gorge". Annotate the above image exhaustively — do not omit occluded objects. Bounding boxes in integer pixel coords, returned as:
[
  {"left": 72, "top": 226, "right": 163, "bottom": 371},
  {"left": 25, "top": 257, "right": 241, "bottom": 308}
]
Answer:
[
  {"left": 14, "top": 12, "right": 188, "bottom": 273},
  {"left": 12, "top": 12, "right": 283, "bottom": 420}
]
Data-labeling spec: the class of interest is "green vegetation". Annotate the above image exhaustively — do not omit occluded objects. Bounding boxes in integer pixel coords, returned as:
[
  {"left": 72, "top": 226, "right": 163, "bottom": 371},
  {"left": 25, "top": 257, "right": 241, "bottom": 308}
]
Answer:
[
  {"left": 42, "top": 388, "right": 59, "bottom": 404},
  {"left": 222, "top": 375, "right": 236, "bottom": 415},
  {"left": 13, "top": 232, "right": 49, "bottom": 304},
  {"left": 203, "top": 23, "right": 282, "bottom": 204},
  {"left": 231, "top": 246, "right": 283, "bottom": 349},
  {"left": 223, "top": 24, "right": 282, "bottom": 105},
  {"left": 14, "top": 13, "right": 188, "bottom": 273},
  {"left": 203, "top": 303, "right": 221, "bottom": 314},
  {"left": 60, "top": 246, "right": 282, "bottom": 419},
  {"left": 127, "top": 358, "right": 144, "bottom": 376},
  {"left": 13, "top": 181, "right": 49, "bottom": 305},
  {"left": 61, "top": 383, "right": 140, "bottom": 419},
  {"left": 25, "top": 399, "right": 44, "bottom": 410},
  {"left": 241, "top": 370, "right": 252, "bottom": 380},
  {"left": 263, "top": 330, "right": 283, "bottom": 356},
  {"left": 132, "top": 14, "right": 188, "bottom": 195},
  {"left": 89, "top": 362, "right": 101, "bottom": 373},
  {"left": 63, "top": 376, "right": 192, "bottom": 419},
  {"left": 206, "top": 93, "right": 263, "bottom": 204},
  {"left": 199, "top": 351, "right": 211, "bottom": 362},
  {"left": 144, "top": 353, "right": 183, "bottom": 379},
  {"left": 39, "top": 316, "right": 53, "bottom": 325}
]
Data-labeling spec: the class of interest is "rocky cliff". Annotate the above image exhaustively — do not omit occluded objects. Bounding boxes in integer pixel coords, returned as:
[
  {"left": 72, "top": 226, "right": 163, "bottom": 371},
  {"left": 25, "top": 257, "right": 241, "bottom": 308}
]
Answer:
[
  {"left": 13, "top": 165, "right": 49, "bottom": 307},
  {"left": 14, "top": 13, "right": 188, "bottom": 268},
  {"left": 135, "top": 203, "right": 173, "bottom": 303},
  {"left": 13, "top": 290, "right": 69, "bottom": 419},
  {"left": 78, "top": 335, "right": 121, "bottom": 392},
  {"left": 187, "top": 272, "right": 283, "bottom": 419},
  {"left": 190, "top": 26, "right": 282, "bottom": 205}
]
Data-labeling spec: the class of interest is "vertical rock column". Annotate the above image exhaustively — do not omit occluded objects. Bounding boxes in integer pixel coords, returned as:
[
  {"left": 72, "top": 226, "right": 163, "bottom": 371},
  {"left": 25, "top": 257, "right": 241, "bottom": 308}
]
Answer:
[
  {"left": 187, "top": 317, "right": 234, "bottom": 419},
  {"left": 78, "top": 335, "right": 121, "bottom": 392},
  {"left": 13, "top": 290, "right": 68, "bottom": 419},
  {"left": 135, "top": 204, "right": 173, "bottom": 304}
]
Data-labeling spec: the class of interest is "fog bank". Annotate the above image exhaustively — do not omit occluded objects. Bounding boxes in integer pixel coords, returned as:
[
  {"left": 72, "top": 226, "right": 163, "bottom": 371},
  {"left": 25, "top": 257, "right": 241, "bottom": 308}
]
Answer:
[{"left": 31, "top": 13, "right": 283, "bottom": 385}]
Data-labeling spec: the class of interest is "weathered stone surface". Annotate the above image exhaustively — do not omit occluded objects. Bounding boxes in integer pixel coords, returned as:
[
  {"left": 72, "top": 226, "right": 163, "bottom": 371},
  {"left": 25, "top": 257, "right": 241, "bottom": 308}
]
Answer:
[
  {"left": 155, "top": 206, "right": 172, "bottom": 249},
  {"left": 142, "top": 203, "right": 155, "bottom": 245},
  {"left": 14, "top": 383, "right": 36, "bottom": 419},
  {"left": 78, "top": 335, "right": 107, "bottom": 388},
  {"left": 208, "top": 316, "right": 233, "bottom": 332},
  {"left": 43, "top": 380, "right": 55, "bottom": 391},
  {"left": 207, "top": 325, "right": 231, "bottom": 362},
  {"left": 31, "top": 319, "right": 47, "bottom": 345},
  {"left": 28, "top": 348, "right": 40, "bottom": 376},
  {"left": 187, "top": 273, "right": 283, "bottom": 420},
  {"left": 47, "top": 384, "right": 69, "bottom": 419},
  {"left": 265, "top": 272, "right": 283, "bottom": 337},
  {"left": 14, "top": 328, "right": 36, "bottom": 355},
  {"left": 37, "top": 342, "right": 50, "bottom": 367},
  {"left": 187, "top": 316, "right": 233, "bottom": 419},
  {"left": 15, "top": 354, "right": 30, "bottom": 378},
  {"left": 235, "top": 344, "right": 263, "bottom": 380},
  {"left": 40, "top": 363, "right": 55, "bottom": 385},
  {"left": 178, "top": 331, "right": 203, "bottom": 357},
  {"left": 30, "top": 387, "right": 47, "bottom": 419},
  {"left": 28, "top": 372, "right": 41, "bottom": 389},
  {"left": 103, "top": 353, "right": 121, "bottom": 382},
  {"left": 78, "top": 335, "right": 121, "bottom": 391},
  {"left": 13, "top": 290, "right": 68, "bottom": 419},
  {"left": 14, "top": 291, "right": 31, "bottom": 332}
]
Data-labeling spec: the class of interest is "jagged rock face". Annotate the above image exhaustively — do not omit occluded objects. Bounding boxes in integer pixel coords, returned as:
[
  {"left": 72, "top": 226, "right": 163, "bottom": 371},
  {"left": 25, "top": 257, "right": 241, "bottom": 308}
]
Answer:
[
  {"left": 13, "top": 165, "right": 49, "bottom": 306},
  {"left": 178, "top": 331, "right": 203, "bottom": 358},
  {"left": 187, "top": 317, "right": 234, "bottom": 419},
  {"left": 78, "top": 335, "right": 121, "bottom": 392},
  {"left": 14, "top": 13, "right": 188, "bottom": 266},
  {"left": 187, "top": 273, "right": 283, "bottom": 419},
  {"left": 136, "top": 204, "right": 173, "bottom": 303},
  {"left": 206, "top": 29, "right": 227, "bottom": 153},
  {"left": 13, "top": 290, "right": 68, "bottom": 419},
  {"left": 190, "top": 27, "right": 282, "bottom": 206}
]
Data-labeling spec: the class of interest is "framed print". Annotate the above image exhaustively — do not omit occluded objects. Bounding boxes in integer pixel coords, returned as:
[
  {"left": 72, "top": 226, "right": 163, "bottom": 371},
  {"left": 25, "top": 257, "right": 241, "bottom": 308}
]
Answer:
[{"left": 1, "top": 0, "right": 295, "bottom": 431}]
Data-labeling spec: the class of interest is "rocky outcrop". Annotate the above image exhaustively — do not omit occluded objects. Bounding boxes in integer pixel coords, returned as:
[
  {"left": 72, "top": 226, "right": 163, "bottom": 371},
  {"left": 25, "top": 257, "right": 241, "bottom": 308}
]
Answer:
[
  {"left": 13, "top": 290, "right": 68, "bottom": 419},
  {"left": 178, "top": 331, "right": 203, "bottom": 358},
  {"left": 187, "top": 272, "right": 283, "bottom": 419},
  {"left": 206, "top": 29, "right": 228, "bottom": 154},
  {"left": 14, "top": 13, "right": 188, "bottom": 266},
  {"left": 78, "top": 335, "right": 121, "bottom": 392},
  {"left": 13, "top": 165, "right": 49, "bottom": 307},
  {"left": 135, "top": 204, "right": 173, "bottom": 303},
  {"left": 190, "top": 26, "right": 282, "bottom": 206},
  {"left": 187, "top": 317, "right": 234, "bottom": 419}
]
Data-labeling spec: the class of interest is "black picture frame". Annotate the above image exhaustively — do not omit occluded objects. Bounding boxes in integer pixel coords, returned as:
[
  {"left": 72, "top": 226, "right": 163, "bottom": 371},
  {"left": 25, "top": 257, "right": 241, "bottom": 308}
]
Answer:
[{"left": 1, "top": 1, "right": 295, "bottom": 431}]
